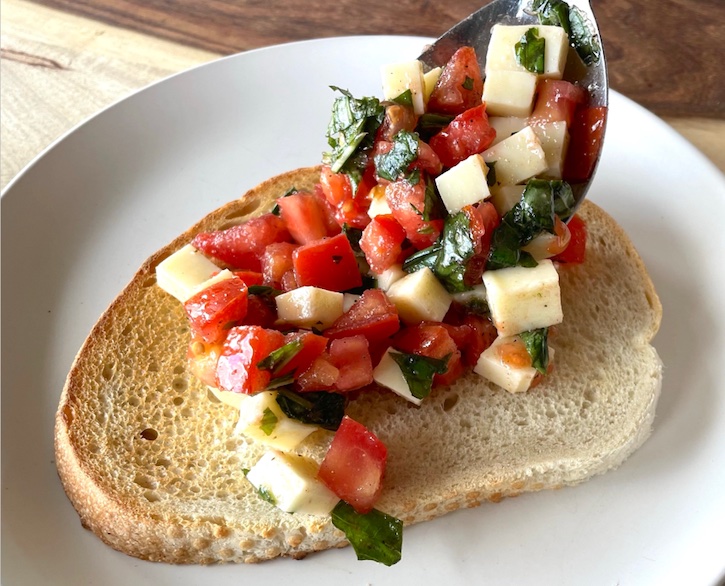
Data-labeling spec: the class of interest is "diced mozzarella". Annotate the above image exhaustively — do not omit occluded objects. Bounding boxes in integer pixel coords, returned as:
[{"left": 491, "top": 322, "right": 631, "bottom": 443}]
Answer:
[
  {"left": 373, "top": 349, "right": 422, "bottom": 406},
  {"left": 343, "top": 293, "right": 360, "bottom": 313},
  {"left": 275, "top": 286, "right": 344, "bottom": 329},
  {"left": 531, "top": 121, "right": 569, "bottom": 179},
  {"left": 155, "top": 244, "right": 223, "bottom": 302},
  {"left": 375, "top": 264, "right": 406, "bottom": 291},
  {"left": 235, "top": 391, "right": 318, "bottom": 451},
  {"left": 482, "top": 126, "right": 547, "bottom": 185},
  {"left": 381, "top": 60, "right": 426, "bottom": 115},
  {"left": 367, "top": 185, "right": 392, "bottom": 218},
  {"left": 434, "top": 154, "right": 491, "bottom": 214},
  {"left": 489, "top": 116, "right": 529, "bottom": 146},
  {"left": 489, "top": 184, "right": 525, "bottom": 215},
  {"left": 481, "top": 69, "right": 538, "bottom": 117},
  {"left": 474, "top": 335, "right": 555, "bottom": 393},
  {"left": 386, "top": 267, "right": 452, "bottom": 324},
  {"left": 245, "top": 450, "right": 339, "bottom": 515},
  {"left": 482, "top": 259, "right": 563, "bottom": 336},
  {"left": 486, "top": 24, "right": 569, "bottom": 79},
  {"left": 423, "top": 66, "right": 443, "bottom": 102}
]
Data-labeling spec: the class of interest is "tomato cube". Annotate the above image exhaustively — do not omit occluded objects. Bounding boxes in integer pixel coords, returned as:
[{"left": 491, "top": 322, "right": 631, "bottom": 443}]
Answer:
[
  {"left": 187, "top": 339, "right": 223, "bottom": 387},
  {"left": 184, "top": 277, "right": 249, "bottom": 344},
  {"left": 277, "top": 191, "right": 334, "bottom": 245},
  {"left": 428, "top": 105, "right": 496, "bottom": 169},
  {"left": 359, "top": 214, "right": 406, "bottom": 274},
  {"left": 261, "top": 241, "right": 298, "bottom": 287},
  {"left": 552, "top": 214, "right": 587, "bottom": 264},
  {"left": 325, "top": 289, "right": 400, "bottom": 342},
  {"left": 295, "top": 353, "right": 339, "bottom": 392},
  {"left": 318, "top": 416, "right": 387, "bottom": 514},
  {"left": 529, "top": 79, "right": 588, "bottom": 128},
  {"left": 320, "top": 165, "right": 373, "bottom": 230},
  {"left": 393, "top": 323, "right": 464, "bottom": 386},
  {"left": 385, "top": 179, "right": 443, "bottom": 249},
  {"left": 276, "top": 331, "right": 329, "bottom": 377},
  {"left": 329, "top": 335, "right": 374, "bottom": 391},
  {"left": 427, "top": 46, "right": 484, "bottom": 116},
  {"left": 241, "top": 294, "right": 277, "bottom": 328},
  {"left": 215, "top": 326, "right": 285, "bottom": 394},
  {"left": 563, "top": 106, "right": 608, "bottom": 184},
  {"left": 292, "top": 233, "right": 363, "bottom": 292},
  {"left": 233, "top": 270, "right": 264, "bottom": 287}
]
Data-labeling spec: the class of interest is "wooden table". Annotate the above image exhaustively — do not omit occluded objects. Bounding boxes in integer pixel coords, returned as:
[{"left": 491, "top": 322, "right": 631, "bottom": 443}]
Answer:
[{"left": 2, "top": 0, "right": 724, "bottom": 189}]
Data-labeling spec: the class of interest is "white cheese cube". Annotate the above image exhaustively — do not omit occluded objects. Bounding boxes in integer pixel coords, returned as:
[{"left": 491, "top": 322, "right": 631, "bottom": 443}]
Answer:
[
  {"left": 155, "top": 244, "right": 223, "bottom": 302},
  {"left": 381, "top": 60, "right": 426, "bottom": 115},
  {"left": 373, "top": 349, "right": 422, "bottom": 406},
  {"left": 367, "top": 185, "right": 392, "bottom": 218},
  {"left": 343, "top": 293, "right": 360, "bottom": 313},
  {"left": 275, "top": 286, "right": 344, "bottom": 330},
  {"left": 474, "top": 335, "right": 555, "bottom": 393},
  {"left": 245, "top": 450, "right": 339, "bottom": 515},
  {"left": 486, "top": 24, "right": 569, "bottom": 79},
  {"left": 482, "top": 69, "right": 538, "bottom": 117},
  {"left": 531, "top": 121, "right": 569, "bottom": 179},
  {"left": 489, "top": 184, "right": 525, "bottom": 215},
  {"left": 423, "top": 66, "right": 443, "bottom": 103},
  {"left": 434, "top": 154, "right": 491, "bottom": 214},
  {"left": 386, "top": 267, "right": 452, "bottom": 324},
  {"left": 482, "top": 126, "right": 547, "bottom": 185},
  {"left": 489, "top": 116, "right": 528, "bottom": 146},
  {"left": 235, "top": 391, "right": 318, "bottom": 451},
  {"left": 375, "top": 264, "right": 406, "bottom": 291},
  {"left": 482, "top": 259, "right": 563, "bottom": 336}
]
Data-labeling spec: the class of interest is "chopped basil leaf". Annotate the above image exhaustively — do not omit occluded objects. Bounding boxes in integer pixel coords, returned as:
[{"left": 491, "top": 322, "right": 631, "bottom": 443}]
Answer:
[
  {"left": 275, "top": 389, "right": 346, "bottom": 431},
  {"left": 486, "top": 161, "right": 497, "bottom": 187},
  {"left": 331, "top": 501, "right": 403, "bottom": 566},
  {"left": 248, "top": 285, "right": 283, "bottom": 297},
  {"left": 407, "top": 167, "right": 421, "bottom": 185},
  {"left": 415, "top": 113, "right": 454, "bottom": 140},
  {"left": 323, "top": 87, "right": 385, "bottom": 192},
  {"left": 257, "top": 338, "right": 303, "bottom": 374},
  {"left": 423, "top": 176, "right": 445, "bottom": 220},
  {"left": 515, "top": 27, "right": 546, "bottom": 74},
  {"left": 257, "top": 485, "right": 277, "bottom": 506},
  {"left": 518, "top": 328, "right": 549, "bottom": 374},
  {"left": 403, "top": 243, "right": 441, "bottom": 274},
  {"left": 392, "top": 89, "right": 413, "bottom": 108},
  {"left": 374, "top": 130, "right": 419, "bottom": 182},
  {"left": 462, "top": 76, "right": 474, "bottom": 91},
  {"left": 530, "top": 0, "right": 601, "bottom": 65},
  {"left": 487, "top": 179, "right": 574, "bottom": 269},
  {"left": 390, "top": 351, "right": 450, "bottom": 400},
  {"left": 264, "top": 373, "right": 295, "bottom": 390},
  {"left": 271, "top": 204, "right": 281, "bottom": 216},
  {"left": 260, "top": 407, "right": 278, "bottom": 436}
]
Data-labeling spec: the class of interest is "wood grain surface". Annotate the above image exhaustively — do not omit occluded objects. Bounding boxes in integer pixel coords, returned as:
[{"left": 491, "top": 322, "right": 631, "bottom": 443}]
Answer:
[{"left": 30, "top": 0, "right": 725, "bottom": 118}]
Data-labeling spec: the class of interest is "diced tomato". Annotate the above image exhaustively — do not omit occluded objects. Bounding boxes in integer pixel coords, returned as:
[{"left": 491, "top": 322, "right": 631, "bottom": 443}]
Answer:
[
  {"left": 385, "top": 179, "right": 443, "bottom": 249},
  {"left": 318, "top": 416, "right": 387, "bottom": 514},
  {"left": 427, "top": 46, "right": 484, "bottom": 116},
  {"left": 215, "top": 326, "right": 285, "bottom": 394},
  {"left": 295, "top": 353, "right": 339, "bottom": 392},
  {"left": 277, "top": 191, "right": 334, "bottom": 244},
  {"left": 428, "top": 104, "right": 496, "bottom": 169},
  {"left": 392, "top": 323, "right": 464, "bottom": 386},
  {"left": 292, "top": 233, "right": 363, "bottom": 292},
  {"left": 319, "top": 165, "right": 372, "bottom": 230},
  {"left": 461, "top": 314, "right": 498, "bottom": 366},
  {"left": 241, "top": 294, "right": 277, "bottom": 328},
  {"left": 325, "top": 288, "right": 400, "bottom": 342},
  {"left": 187, "top": 339, "right": 223, "bottom": 387},
  {"left": 261, "top": 242, "right": 298, "bottom": 287},
  {"left": 276, "top": 331, "right": 329, "bottom": 377},
  {"left": 359, "top": 214, "right": 406, "bottom": 274},
  {"left": 280, "top": 270, "right": 298, "bottom": 292},
  {"left": 529, "top": 79, "right": 588, "bottom": 128},
  {"left": 233, "top": 270, "right": 264, "bottom": 287},
  {"left": 411, "top": 141, "right": 443, "bottom": 177},
  {"left": 552, "top": 213, "right": 587, "bottom": 264},
  {"left": 563, "top": 106, "right": 608, "bottom": 183},
  {"left": 312, "top": 184, "right": 343, "bottom": 235},
  {"left": 329, "top": 335, "right": 374, "bottom": 391},
  {"left": 192, "top": 213, "right": 290, "bottom": 271},
  {"left": 183, "top": 277, "right": 249, "bottom": 344},
  {"left": 461, "top": 202, "right": 500, "bottom": 286}
]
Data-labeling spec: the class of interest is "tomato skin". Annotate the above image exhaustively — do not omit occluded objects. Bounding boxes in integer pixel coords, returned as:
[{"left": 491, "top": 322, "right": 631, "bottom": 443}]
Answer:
[
  {"left": 233, "top": 270, "right": 264, "bottom": 287},
  {"left": 215, "top": 326, "right": 285, "bottom": 394},
  {"left": 385, "top": 179, "right": 443, "bottom": 249},
  {"left": 462, "top": 201, "right": 500, "bottom": 285},
  {"left": 552, "top": 214, "right": 587, "bottom": 264},
  {"left": 318, "top": 416, "right": 387, "bottom": 514},
  {"left": 325, "top": 288, "right": 400, "bottom": 342},
  {"left": 529, "top": 79, "right": 588, "bottom": 128},
  {"left": 359, "top": 214, "right": 406, "bottom": 274},
  {"left": 563, "top": 106, "right": 608, "bottom": 183},
  {"left": 428, "top": 105, "right": 496, "bottom": 169},
  {"left": 261, "top": 241, "right": 298, "bottom": 287},
  {"left": 392, "top": 323, "right": 464, "bottom": 386},
  {"left": 192, "top": 213, "right": 290, "bottom": 271},
  {"left": 460, "top": 314, "right": 498, "bottom": 366},
  {"left": 427, "top": 46, "right": 484, "bottom": 116},
  {"left": 329, "top": 335, "right": 374, "bottom": 391},
  {"left": 276, "top": 331, "right": 329, "bottom": 377},
  {"left": 295, "top": 353, "right": 339, "bottom": 392},
  {"left": 319, "top": 165, "right": 372, "bottom": 230},
  {"left": 292, "top": 233, "right": 363, "bottom": 292},
  {"left": 277, "top": 192, "right": 334, "bottom": 245},
  {"left": 187, "top": 339, "right": 223, "bottom": 387},
  {"left": 242, "top": 294, "right": 277, "bottom": 328},
  {"left": 184, "top": 277, "right": 249, "bottom": 344}
]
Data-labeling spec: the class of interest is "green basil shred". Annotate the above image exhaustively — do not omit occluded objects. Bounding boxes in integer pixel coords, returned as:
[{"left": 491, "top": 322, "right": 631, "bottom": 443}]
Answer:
[
  {"left": 530, "top": 0, "right": 601, "bottom": 65},
  {"left": 257, "top": 485, "right": 277, "bottom": 506},
  {"left": 518, "top": 328, "right": 549, "bottom": 374},
  {"left": 331, "top": 501, "right": 403, "bottom": 566},
  {"left": 247, "top": 285, "right": 283, "bottom": 298},
  {"left": 462, "top": 75, "right": 475, "bottom": 91},
  {"left": 275, "top": 389, "right": 346, "bottom": 431},
  {"left": 257, "top": 338, "right": 303, "bottom": 375},
  {"left": 392, "top": 89, "right": 413, "bottom": 108},
  {"left": 390, "top": 351, "right": 450, "bottom": 400},
  {"left": 259, "top": 407, "right": 278, "bottom": 436},
  {"left": 373, "top": 130, "right": 419, "bottom": 182},
  {"left": 515, "top": 27, "right": 546, "bottom": 74}
]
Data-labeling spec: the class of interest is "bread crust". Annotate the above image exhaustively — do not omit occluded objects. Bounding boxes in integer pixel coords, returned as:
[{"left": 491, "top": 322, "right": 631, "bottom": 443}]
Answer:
[{"left": 55, "top": 166, "right": 662, "bottom": 564}]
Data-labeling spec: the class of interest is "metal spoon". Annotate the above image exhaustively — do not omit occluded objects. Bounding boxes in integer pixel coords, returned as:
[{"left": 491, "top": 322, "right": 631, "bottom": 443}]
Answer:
[{"left": 418, "top": 0, "right": 608, "bottom": 211}]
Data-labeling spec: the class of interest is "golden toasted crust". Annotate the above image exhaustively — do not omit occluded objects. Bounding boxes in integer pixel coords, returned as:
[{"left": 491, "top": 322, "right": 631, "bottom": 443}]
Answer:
[{"left": 55, "top": 166, "right": 662, "bottom": 564}]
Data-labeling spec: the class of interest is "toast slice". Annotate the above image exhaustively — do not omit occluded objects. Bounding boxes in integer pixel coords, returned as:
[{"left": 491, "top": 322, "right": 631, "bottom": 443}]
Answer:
[{"left": 54, "top": 166, "right": 662, "bottom": 564}]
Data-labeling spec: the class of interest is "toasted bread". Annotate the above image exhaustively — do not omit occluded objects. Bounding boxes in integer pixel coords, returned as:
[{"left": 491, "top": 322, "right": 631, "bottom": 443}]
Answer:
[{"left": 54, "top": 165, "right": 662, "bottom": 564}]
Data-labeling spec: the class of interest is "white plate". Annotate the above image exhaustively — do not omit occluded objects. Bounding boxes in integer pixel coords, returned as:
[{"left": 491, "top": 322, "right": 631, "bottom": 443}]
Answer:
[{"left": 2, "top": 36, "right": 725, "bottom": 586}]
